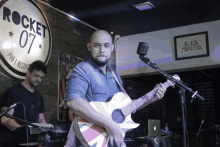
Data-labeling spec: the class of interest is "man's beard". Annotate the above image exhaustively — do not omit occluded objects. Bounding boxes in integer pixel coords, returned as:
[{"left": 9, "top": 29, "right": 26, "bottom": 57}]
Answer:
[{"left": 91, "top": 56, "right": 111, "bottom": 67}]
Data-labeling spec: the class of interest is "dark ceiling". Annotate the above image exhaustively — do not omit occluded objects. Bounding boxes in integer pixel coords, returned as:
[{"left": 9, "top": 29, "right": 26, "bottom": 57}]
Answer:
[
  {"left": 47, "top": 0, "right": 220, "bottom": 36},
  {"left": 49, "top": 0, "right": 181, "bottom": 18}
]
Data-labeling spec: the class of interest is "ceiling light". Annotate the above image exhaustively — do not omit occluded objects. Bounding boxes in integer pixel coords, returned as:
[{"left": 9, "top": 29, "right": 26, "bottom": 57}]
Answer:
[{"left": 133, "top": 2, "right": 155, "bottom": 11}]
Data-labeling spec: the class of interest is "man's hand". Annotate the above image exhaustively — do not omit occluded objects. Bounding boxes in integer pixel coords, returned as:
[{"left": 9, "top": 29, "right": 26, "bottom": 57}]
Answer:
[
  {"left": 39, "top": 113, "right": 46, "bottom": 123},
  {"left": 154, "top": 83, "right": 167, "bottom": 100},
  {"left": 67, "top": 98, "right": 125, "bottom": 146},
  {"left": 104, "top": 120, "right": 124, "bottom": 147}
]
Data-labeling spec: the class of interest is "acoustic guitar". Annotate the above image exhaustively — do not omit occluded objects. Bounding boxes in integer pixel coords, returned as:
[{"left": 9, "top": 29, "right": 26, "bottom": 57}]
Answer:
[{"left": 73, "top": 75, "right": 180, "bottom": 147}]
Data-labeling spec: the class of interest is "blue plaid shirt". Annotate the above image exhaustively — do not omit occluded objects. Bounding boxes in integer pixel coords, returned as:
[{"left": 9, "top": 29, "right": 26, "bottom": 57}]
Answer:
[
  {"left": 65, "top": 58, "right": 123, "bottom": 147},
  {"left": 65, "top": 58, "right": 123, "bottom": 103}
]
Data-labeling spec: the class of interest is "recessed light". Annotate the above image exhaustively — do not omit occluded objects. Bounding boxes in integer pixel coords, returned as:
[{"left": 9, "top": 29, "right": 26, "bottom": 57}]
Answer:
[{"left": 133, "top": 2, "right": 155, "bottom": 11}]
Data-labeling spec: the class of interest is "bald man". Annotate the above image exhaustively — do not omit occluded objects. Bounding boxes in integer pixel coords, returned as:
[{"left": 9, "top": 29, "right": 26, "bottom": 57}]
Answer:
[{"left": 65, "top": 30, "right": 166, "bottom": 147}]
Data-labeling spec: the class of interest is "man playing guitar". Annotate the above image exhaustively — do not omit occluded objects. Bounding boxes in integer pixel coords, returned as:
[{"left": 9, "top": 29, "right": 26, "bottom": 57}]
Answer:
[{"left": 65, "top": 30, "right": 167, "bottom": 147}]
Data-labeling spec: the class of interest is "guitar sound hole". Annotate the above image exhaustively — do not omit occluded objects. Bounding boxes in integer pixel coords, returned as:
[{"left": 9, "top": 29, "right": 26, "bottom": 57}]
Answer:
[{"left": 111, "top": 109, "right": 125, "bottom": 123}]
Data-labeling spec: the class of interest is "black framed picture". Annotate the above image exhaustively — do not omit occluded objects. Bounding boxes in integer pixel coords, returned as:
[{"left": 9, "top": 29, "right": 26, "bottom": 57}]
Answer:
[{"left": 174, "top": 31, "right": 209, "bottom": 60}]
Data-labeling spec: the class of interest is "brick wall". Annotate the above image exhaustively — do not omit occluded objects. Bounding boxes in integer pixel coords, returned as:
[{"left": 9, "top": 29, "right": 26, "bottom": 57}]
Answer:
[
  {"left": 123, "top": 78, "right": 216, "bottom": 138},
  {"left": 154, "top": 99, "right": 166, "bottom": 120},
  {"left": 193, "top": 82, "right": 215, "bottom": 121},
  {"left": 123, "top": 79, "right": 157, "bottom": 138},
  {"left": 192, "top": 81, "right": 216, "bottom": 147}
]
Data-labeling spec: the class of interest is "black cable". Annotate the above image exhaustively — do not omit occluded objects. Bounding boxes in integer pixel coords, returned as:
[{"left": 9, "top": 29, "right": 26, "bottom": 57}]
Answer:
[
  {"left": 161, "top": 102, "right": 179, "bottom": 123},
  {"left": 205, "top": 118, "right": 215, "bottom": 125},
  {"left": 192, "top": 72, "right": 201, "bottom": 83},
  {"left": 184, "top": 105, "right": 189, "bottom": 147},
  {"left": 152, "top": 62, "right": 159, "bottom": 69},
  {"left": 17, "top": 102, "right": 29, "bottom": 147}
]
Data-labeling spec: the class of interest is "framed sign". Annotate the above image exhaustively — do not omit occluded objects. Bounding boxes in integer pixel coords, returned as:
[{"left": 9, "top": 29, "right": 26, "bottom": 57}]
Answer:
[{"left": 174, "top": 31, "right": 209, "bottom": 60}]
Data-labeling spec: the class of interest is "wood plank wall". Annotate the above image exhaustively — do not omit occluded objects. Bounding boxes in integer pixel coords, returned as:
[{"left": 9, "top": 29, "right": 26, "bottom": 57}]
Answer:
[{"left": 0, "top": 1, "right": 96, "bottom": 123}]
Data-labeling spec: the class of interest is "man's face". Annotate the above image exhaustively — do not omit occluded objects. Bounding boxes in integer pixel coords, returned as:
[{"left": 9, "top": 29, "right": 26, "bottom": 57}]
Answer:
[
  {"left": 27, "top": 70, "right": 45, "bottom": 87},
  {"left": 88, "top": 31, "right": 113, "bottom": 66}
]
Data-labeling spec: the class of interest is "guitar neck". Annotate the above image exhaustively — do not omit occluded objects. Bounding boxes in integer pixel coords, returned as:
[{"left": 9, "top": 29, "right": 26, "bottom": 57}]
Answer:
[{"left": 121, "top": 82, "right": 170, "bottom": 116}]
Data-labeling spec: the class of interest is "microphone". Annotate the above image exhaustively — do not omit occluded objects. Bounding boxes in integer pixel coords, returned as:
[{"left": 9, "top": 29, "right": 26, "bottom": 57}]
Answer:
[
  {"left": 136, "top": 42, "right": 156, "bottom": 69},
  {"left": 196, "top": 117, "right": 205, "bottom": 137},
  {"left": 0, "top": 103, "right": 18, "bottom": 118},
  {"left": 136, "top": 42, "right": 149, "bottom": 56}
]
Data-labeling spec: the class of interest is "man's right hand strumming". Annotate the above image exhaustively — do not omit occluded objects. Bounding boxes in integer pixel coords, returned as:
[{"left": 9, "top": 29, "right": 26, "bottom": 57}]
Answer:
[
  {"left": 67, "top": 97, "right": 125, "bottom": 147},
  {"left": 104, "top": 119, "right": 124, "bottom": 147}
]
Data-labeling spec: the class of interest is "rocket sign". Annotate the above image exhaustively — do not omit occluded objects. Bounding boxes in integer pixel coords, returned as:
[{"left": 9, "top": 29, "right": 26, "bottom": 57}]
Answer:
[{"left": 0, "top": 0, "right": 52, "bottom": 79}]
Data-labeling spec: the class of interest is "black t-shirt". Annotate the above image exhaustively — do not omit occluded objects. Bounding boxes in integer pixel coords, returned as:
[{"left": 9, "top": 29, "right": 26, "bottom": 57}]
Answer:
[{"left": 2, "top": 84, "right": 45, "bottom": 125}]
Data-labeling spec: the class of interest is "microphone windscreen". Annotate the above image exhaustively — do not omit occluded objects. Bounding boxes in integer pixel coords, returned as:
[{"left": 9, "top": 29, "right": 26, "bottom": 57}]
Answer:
[{"left": 137, "top": 42, "right": 149, "bottom": 56}]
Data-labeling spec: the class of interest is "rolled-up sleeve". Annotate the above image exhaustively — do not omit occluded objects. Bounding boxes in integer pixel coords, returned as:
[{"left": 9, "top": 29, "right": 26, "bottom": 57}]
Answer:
[{"left": 65, "top": 65, "right": 89, "bottom": 102}]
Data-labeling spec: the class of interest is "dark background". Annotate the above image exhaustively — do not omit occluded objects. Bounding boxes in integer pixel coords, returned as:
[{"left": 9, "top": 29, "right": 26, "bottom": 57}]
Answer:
[
  {"left": 1, "top": 0, "right": 220, "bottom": 146},
  {"left": 46, "top": 0, "right": 220, "bottom": 130}
]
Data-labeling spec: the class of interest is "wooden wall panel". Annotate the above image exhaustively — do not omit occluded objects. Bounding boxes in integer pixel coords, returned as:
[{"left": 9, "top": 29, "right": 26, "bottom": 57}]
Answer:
[
  {"left": 0, "top": 74, "right": 14, "bottom": 88},
  {"left": 46, "top": 49, "right": 59, "bottom": 72},
  {"left": 0, "top": 0, "right": 96, "bottom": 124},
  {"left": 34, "top": 1, "right": 95, "bottom": 123},
  {"left": 43, "top": 94, "right": 58, "bottom": 123}
]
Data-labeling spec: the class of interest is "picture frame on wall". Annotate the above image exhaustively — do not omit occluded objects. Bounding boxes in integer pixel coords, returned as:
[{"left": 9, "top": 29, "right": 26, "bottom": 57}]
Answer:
[
  {"left": 174, "top": 31, "right": 209, "bottom": 60},
  {"left": 58, "top": 51, "right": 84, "bottom": 121}
]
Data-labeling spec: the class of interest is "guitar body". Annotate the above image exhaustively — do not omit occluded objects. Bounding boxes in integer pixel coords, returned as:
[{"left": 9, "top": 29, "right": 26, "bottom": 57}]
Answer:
[{"left": 73, "top": 92, "right": 140, "bottom": 147}]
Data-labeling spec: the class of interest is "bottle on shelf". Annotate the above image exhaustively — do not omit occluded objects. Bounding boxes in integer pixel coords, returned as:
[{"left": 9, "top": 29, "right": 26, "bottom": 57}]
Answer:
[{"left": 164, "top": 123, "right": 169, "bottom": 132}]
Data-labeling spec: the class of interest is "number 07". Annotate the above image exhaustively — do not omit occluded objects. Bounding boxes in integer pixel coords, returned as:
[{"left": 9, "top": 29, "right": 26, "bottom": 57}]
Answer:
[{"left": 19, "top": 30, "right": 36, "bottom": 54}]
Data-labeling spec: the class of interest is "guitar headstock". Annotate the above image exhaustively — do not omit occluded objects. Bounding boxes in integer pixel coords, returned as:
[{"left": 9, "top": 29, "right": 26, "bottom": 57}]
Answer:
[{"left": 166, "top": 74, "right": 180, "bottom": 88}]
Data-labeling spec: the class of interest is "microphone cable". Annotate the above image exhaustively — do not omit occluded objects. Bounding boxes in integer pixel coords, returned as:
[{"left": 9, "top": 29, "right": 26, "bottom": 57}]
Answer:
[{"left": 17, "top": 102, "right": 29, "bottom": 147}]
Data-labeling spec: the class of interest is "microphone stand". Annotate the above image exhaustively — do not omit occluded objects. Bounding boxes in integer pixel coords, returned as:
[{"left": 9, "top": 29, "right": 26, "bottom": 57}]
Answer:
[
  {"left": 4, "top": 114, "right": 50, "bottom": 132},
  {"left": 215, "top": 125, "right": 220, "bottom": 147},
  {"left": 139, "top": 55, "right": 205, "bottom": 147}
]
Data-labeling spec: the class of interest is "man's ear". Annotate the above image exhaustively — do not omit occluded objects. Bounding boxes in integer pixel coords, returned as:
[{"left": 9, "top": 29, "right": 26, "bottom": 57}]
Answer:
[{"left": 87, "top": 43, "right": 91, "bottom": 51}]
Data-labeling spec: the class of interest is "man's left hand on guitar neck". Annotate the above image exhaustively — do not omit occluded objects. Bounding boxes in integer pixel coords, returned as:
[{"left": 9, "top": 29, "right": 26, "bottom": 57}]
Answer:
[
  {"left": 137, "top": 83, "right": 167, "bottom": 111},
  {"left": 154, "top": 83, "right": 167, "bottom": 100}
]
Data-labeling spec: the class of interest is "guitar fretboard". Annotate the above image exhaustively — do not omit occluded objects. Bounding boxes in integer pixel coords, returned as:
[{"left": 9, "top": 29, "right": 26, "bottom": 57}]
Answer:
[{"left": 121, "top": 82, "right": 170, "bottom": 116}]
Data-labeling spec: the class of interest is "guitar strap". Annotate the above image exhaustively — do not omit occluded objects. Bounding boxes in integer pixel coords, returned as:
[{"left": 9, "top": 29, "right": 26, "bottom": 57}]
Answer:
[
  {"left": 110, "top": 69, "right": 137, "bottom": 113},
  {"left": 110, "top": 69, "right": 128, "bottom": 95}
]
